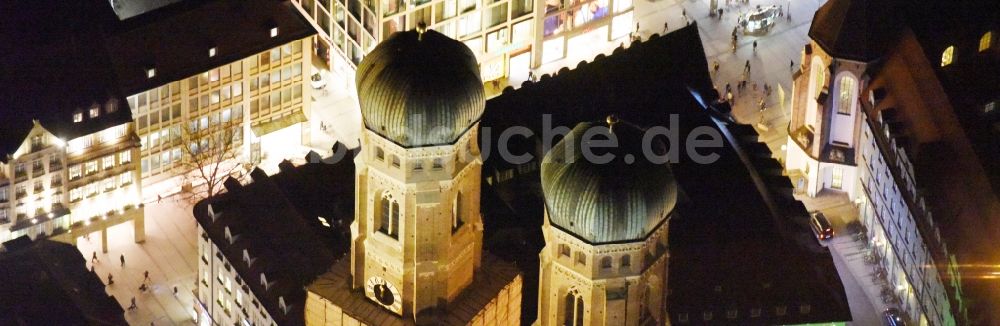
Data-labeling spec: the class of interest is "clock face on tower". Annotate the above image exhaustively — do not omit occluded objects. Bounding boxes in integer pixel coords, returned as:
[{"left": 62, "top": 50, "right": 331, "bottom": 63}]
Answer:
[{"left": 366, "top": 276, "right": 401, "bottom": 313}]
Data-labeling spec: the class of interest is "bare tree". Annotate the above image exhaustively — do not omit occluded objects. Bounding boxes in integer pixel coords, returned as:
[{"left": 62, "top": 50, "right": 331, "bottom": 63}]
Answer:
[{"left": 176, "top": 120, "right": 247, "bottom": 203}]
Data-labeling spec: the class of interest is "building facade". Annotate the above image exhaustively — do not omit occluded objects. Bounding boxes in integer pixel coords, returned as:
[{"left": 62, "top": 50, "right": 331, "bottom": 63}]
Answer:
[
  {"left": 126, "top": 38, "right": 314, "bottom": 183},
  {"left": 0, "top": 107, "right": 144, "bottom": 252},
  {"left": 782, "top": 0, "right": 991, "bottom": 324},
  {"left": 288, "top": 0, "right": 538, "bottom": 91}
]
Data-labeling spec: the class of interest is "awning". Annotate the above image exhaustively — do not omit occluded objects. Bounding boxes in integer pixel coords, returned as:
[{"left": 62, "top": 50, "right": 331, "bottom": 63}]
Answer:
[{"left": 251, "top": 110, "right": 307, "bottom": 138}]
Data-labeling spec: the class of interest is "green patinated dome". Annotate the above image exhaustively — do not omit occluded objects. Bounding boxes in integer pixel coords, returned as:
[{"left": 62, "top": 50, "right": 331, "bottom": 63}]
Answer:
[
  {"left": 541, "top": 121, "right": 678, "bottom": 244},
  {"left": 356, "top": 29, "right": 485, "bottom": 148}
]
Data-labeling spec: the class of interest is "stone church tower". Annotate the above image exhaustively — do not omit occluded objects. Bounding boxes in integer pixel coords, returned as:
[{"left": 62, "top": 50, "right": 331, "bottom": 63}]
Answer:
[
  {"left": 350, "top": 27, "right": 488, "bottom": 322},
  {"left": 536, "top": 120, "right": 676, "bottom": 326}
]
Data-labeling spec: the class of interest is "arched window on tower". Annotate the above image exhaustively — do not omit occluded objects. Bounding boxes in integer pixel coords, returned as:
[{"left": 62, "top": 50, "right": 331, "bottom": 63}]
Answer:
[
  {"left": 391, "top": 201, "right": 400, "bottom": 238},
  {"left": 941, "top": 46, "right": 955, "bottom": 67},
  {"left": 837, "top": 76, "right": 856, "bottom": 115},
  {"left": 452, "top": 191, "right": 464, "bottom": 233},
  {"left": 981, "top": 32, "right": 993, "bottom": 52},
  {"left": 563, "top": 291, "right": 586, "bottom": 326},
  {"left": 379, "top": 194, "right": 399, "bottom": 239}
]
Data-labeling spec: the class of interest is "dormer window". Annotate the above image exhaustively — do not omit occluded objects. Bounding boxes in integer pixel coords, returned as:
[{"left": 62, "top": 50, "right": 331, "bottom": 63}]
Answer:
[
  {"left": 278, "top": 296, "right": 287, "bottom": 314},
  {"left": 260, "top": 273, "right": 268, "bottom": 290},
  {"left": 89, "top": 107, "right": 100, "bottom": 118},
  {"left": 209, "top": 47, "right": 217, "bottom": 57},
  {"left": 146, "top": 67, "right": 156, "bottom": 78},
  {"left": 73, "top": 112, "right": 83, "bottom": 123},
  {"left": 270, "top": 27, "right": 279, "bottom": 38},
  {"left": 224, "top": 226, "right": 233, "bottom": 244}
]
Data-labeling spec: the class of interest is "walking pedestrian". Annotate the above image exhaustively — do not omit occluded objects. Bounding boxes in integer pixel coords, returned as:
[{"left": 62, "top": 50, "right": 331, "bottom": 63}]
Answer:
[
  {"left": 90, "top": 264, "right": 95, "bottom": 273},
  {"left": 91, "top": 251, "right": 98, "bottom": 264},
  {"left": 173, "top": 286, "right": 179, "bottom": 296},
  {"left": 752, "top": 40, "right": 757, "bottom": 53},
  {"left": 143, "top": 270, "right": 150, "bottom": 282},
  {"left": 662, "top": 22, "right": 668, "bottom": 34},
  {"left": 790, "top": 59, "right": 795, "bottom": 71},
  {"left": 108, "top": 273, "right": 114, "bottom": 285},
  {"left": 744, "top": 60, "right": 751, "bottom": 78},
  {"left": 713, "top": 60, "right": 720, "bottom": 75},
  {"left": 129, "top": 297, "right": 137, "bottom": 311},
  {"left": 120, "top": 254, "right": 125, "bottom": 267}
]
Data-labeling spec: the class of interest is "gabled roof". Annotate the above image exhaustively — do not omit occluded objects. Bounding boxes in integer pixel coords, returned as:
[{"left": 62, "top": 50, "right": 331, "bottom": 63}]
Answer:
[
  {"left": 0, "top": 238, "right": 127, "bottom": 325},
  {"left": 193, "top": 149, "right": 355, "bottom": 325},
  {"left": 808, "top": 0, "right": 903, "bottom": 62},
  {"left": 0, "top": 0, "right": 315, "bottom": 158}
]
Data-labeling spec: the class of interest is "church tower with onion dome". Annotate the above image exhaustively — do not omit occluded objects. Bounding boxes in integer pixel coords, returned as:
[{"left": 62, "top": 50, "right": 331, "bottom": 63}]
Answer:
[
  {"left": 301, "top": 26, "right": 520, "bottom": 326},
  {"left": 351, "top": 25, "right": 487, "bottom": 320},
  {"left": 536, "top": 117, "right": 676, "bottom": 326}
]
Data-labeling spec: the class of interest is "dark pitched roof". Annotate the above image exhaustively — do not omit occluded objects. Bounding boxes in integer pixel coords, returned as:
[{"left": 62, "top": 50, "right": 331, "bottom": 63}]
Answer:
[
  {"left": 481, "top": 24, "right": 851, "bottom": 324},
  {"left": 105, "top": 0, "right": 316, "bottom": 95},
  {"left": 307, "top": 252, "right": 521, "bottom": 326},
  {"left": 0, "top": 0, "right": 316, "bottom": 157},
  {"left": 0, "top": 237, "right": 127, "bottom": 326},
  {"left": 193, "top": 150, "right": 355, "bottom": 325},
  {"left": 0, "top": 0, "right": 130, "bottom": 158},
  {"left": 807, "top": 0, "right": 903, "bottom": 62}
]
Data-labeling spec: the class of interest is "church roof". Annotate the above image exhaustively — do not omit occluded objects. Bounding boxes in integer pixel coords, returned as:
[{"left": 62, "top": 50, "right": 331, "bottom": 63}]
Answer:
[
  {"left": 356, "top": 29, "right": 486, "bottom": 148},
  {"left": 807, "top": 0, "right": 902, "bottom": 62},
  {"left": 540, "top": 121, "right": 677, "bottom": 244},
  {"left": 480, "top": 24, "right": 852, "bottom": 324}
]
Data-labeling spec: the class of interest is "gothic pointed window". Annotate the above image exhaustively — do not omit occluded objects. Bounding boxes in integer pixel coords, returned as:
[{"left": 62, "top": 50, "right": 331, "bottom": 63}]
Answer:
[
  {"left": 980, "top": 32, "right": 992, "bottom": 52},
  {"left": 390, "top": 201, "right": 400, "bottom": 238},
  {"left": 563, "top": 291, "right": 585, "bottom": 326},
  {"left": 837, "top": 76, "right": 856, "bottom": 115},
  {"left": 378, "top": 194, "right": 399, "bottom": 239},
  {"left": 452, "top": 191, "right": 464, "bottom": 232}
]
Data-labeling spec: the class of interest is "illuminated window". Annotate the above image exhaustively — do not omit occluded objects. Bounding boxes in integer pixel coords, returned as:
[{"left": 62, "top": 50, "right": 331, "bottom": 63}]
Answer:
[
  {"left": 89, "top": 107, "right": 100, "bottom": 118},
  {"left": 69, "top": 165, "right": 82, "bottom": 180},
  {"left": 120, "top": 150, "right": 131, "bottom": 164},
  {"left": 941, "top": 46, "right": 954, "bottom": 66},
  {"left": 73, "top": 113, "right": 83, "bottom": 123},
  {"left": 837, "top": 76, "right": 856, "bottom": 115},
  {"left": 70, "top": 188, "right": 82, "bottom": 202},
  {"left": 119, "top": 172, "right": 133, "bottom": 187},
  {"left": 270, "top": 27, "right": 279, "bottom": 37},
  {"left": 831, "top": 167, "right": 843, "bottom": 189},
  {"left": 980, "top": 32, "right": 993, "bottom": 52},
  {"left": 209, "top": 47, "right": 217, "bottom": 57},
  {"left": 103, "top": 155, "right": 115, "bottom": 170},
  {"left": 85, "top": 160, "right": 98, "bottom": 174},
  {"left": 559, "top": 244, "right": 570, "bottom": 257},
  {"left": 103, "top": 178, "right": 114, "bottom": 192},
  {"left": 146, "top": 67, "right": 156, "bottom": 78}
]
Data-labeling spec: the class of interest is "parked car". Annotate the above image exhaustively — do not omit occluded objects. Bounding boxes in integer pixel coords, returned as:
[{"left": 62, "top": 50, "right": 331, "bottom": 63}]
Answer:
[
  {"left": 884, "top": 307, "right": 906, "bottom": 326},
  {"left": 810, "top": 212, "right": 834, "bottom": 240}
]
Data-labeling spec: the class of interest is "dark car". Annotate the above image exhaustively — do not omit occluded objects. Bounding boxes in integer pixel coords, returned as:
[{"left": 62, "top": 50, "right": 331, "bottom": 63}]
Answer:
[
  {"left": 884, "top": 308, "right": 906, "bottom": 326},
  {"left": 810, "top": 212, "right": 834, "bottom": 240}
]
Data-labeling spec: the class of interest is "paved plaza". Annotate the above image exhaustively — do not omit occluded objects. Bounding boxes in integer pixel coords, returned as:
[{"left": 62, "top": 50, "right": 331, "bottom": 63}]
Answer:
[{"left": 77, "top": 194, "right": 198, "bottom": 326}]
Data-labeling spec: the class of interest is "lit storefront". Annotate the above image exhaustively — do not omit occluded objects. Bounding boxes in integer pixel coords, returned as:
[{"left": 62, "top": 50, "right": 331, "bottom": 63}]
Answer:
[{"left": 537, "top": 0, "right": 632, "bottom": 65}]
